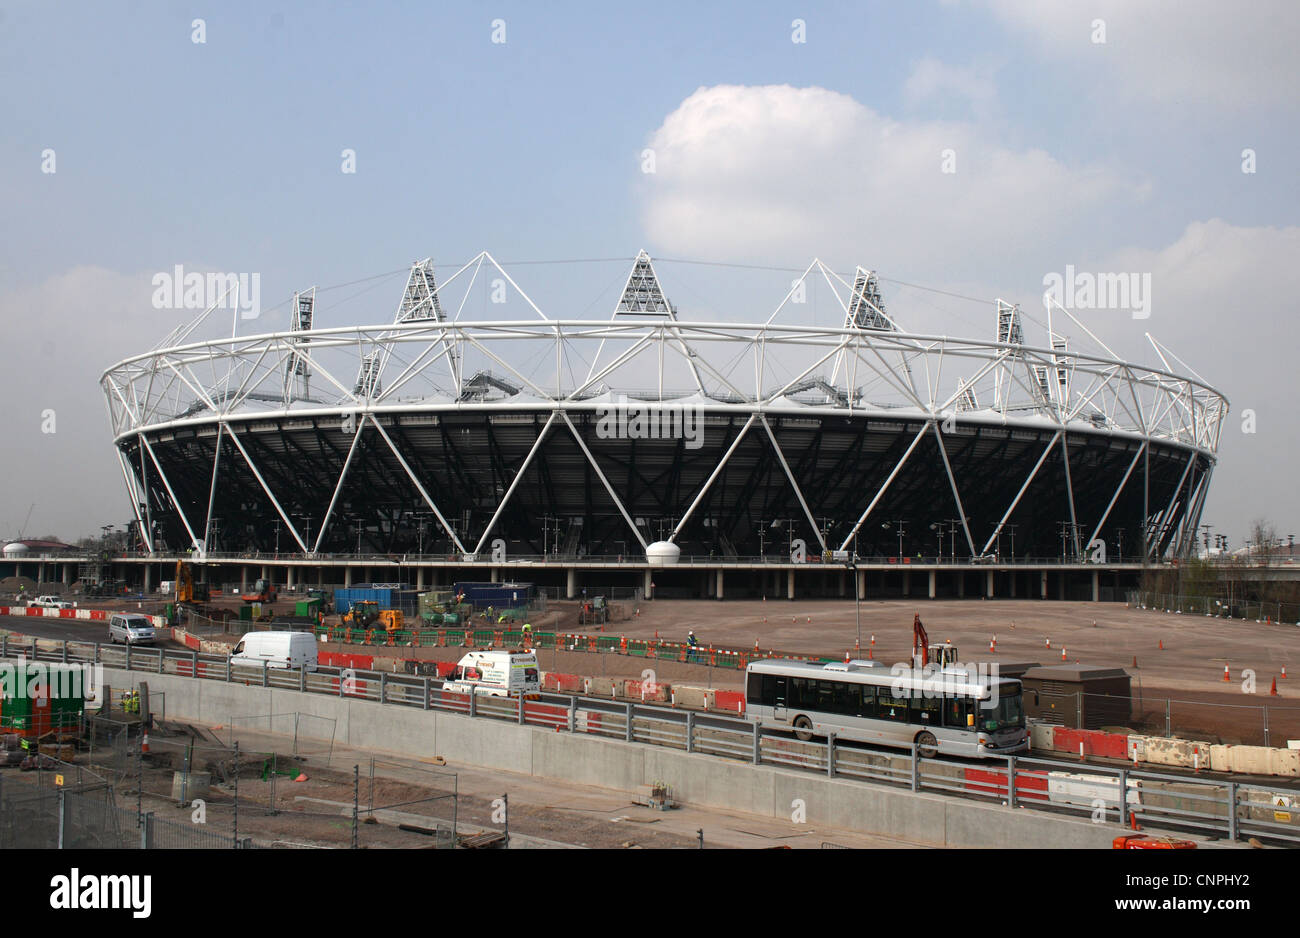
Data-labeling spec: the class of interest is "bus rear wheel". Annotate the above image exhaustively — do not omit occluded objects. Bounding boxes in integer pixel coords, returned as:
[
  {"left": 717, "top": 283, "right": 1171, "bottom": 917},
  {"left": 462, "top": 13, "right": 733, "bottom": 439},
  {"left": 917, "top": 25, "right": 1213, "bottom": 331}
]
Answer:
[
  {"left": 916, "top": 731, "right": 938, "bottom": 758},
  {"left": 793, "top": 715, "right": 814, "bottom": 742}
]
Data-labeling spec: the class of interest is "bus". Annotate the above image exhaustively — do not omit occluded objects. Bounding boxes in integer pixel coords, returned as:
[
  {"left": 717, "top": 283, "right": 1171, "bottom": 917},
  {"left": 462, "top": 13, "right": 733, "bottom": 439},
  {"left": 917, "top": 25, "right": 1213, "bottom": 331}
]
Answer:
[{"left": 745, "top": 658, "right": 1028, "bottom": 759}]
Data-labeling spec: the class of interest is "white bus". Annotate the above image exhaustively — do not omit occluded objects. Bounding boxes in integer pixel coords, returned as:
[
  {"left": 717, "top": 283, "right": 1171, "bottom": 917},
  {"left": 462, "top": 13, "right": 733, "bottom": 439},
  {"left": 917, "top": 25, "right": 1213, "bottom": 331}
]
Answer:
[{"left": 745, "top": 658, "right": 1028, "bottom": 759}]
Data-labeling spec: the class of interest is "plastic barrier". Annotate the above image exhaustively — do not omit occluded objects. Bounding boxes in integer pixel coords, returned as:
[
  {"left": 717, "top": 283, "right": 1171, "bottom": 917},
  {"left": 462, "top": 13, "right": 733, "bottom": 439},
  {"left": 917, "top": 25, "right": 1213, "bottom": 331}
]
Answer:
[
  {"left": 714, "top": 690, "right": 746, "bottom": 714},
  {"left": 964, "top": 767, "right": 1049, "bottom": 802}
]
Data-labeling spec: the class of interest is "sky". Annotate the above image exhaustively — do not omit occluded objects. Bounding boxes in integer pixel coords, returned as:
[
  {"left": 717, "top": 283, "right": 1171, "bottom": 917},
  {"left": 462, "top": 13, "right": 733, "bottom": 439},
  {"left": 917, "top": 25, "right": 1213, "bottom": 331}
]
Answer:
[{"left": 0, "top": 0, "right": 1296, "bottom": 547}]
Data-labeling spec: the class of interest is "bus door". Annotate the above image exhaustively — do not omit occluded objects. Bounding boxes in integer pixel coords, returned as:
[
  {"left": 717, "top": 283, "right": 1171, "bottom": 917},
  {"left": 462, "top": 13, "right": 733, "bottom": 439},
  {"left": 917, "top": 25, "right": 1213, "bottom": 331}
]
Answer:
[{"left": 772, "top": 676, "right": 788, "bottom": 720}]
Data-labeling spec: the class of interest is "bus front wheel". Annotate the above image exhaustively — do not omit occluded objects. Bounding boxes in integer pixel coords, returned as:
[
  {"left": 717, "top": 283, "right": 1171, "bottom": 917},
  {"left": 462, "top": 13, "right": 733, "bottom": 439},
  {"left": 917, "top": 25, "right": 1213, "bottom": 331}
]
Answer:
[
  {"left": 793, "top": 715, "right": 814, "bottom": 742},
  {"left": 916, "top": 731, "right": 938, "bottom": 758}
]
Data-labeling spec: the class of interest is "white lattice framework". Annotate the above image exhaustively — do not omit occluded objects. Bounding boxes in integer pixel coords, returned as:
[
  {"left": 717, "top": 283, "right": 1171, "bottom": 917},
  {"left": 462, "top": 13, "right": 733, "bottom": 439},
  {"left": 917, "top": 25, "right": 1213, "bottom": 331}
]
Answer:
[{"left": 102, "top": 252, "right": 1228, "bottom": 562}]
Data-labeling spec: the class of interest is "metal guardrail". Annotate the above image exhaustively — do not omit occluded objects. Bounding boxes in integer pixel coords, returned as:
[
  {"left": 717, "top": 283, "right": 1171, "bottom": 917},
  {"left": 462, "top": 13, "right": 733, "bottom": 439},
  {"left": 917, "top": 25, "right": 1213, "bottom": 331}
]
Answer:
[{"left": 3, "top": 633, "right": 1296, "bottom": 846}]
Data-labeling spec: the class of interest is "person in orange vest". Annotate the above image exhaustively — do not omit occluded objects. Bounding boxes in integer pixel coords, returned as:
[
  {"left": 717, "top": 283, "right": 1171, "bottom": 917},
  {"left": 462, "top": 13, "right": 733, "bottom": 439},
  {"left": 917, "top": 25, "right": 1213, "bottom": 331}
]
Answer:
[{"left": 687, "top": 629, "right": 699, "bottom": 663}]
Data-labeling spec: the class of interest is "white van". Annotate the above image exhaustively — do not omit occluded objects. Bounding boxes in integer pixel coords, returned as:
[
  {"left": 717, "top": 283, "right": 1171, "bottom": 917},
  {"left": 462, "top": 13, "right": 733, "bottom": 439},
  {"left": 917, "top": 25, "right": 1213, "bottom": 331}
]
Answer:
[
  {"left": 231, "top": 631, "right": 318, "bottom": 671},
  {"left": 442, "top": 650, "right": 540, "bottom": 698}
]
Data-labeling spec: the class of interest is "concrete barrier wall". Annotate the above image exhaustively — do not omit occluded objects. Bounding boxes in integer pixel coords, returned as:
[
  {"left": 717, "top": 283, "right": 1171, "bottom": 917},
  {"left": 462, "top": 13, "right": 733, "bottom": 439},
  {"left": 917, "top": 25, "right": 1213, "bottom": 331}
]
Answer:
[{"left": 98, "top": 666, "right": 1128, "bottom": 848}]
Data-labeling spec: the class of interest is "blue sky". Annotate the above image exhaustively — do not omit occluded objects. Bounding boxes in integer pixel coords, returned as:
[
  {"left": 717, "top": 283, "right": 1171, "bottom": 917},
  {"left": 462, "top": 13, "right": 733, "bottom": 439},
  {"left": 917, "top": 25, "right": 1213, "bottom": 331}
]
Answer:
[{"left": 1, "top": 0, "right": 1296, "bottom": 544}]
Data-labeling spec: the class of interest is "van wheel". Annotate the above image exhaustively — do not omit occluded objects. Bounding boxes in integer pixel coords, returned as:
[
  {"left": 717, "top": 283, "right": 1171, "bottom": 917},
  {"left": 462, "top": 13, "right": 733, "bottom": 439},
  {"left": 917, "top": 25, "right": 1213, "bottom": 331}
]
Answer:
[
  {"left": 793, "top": 715, "right": 814, "bottom": 742},
  {"left": 916, "top": 731, "right": 938, "bottom": 758}
]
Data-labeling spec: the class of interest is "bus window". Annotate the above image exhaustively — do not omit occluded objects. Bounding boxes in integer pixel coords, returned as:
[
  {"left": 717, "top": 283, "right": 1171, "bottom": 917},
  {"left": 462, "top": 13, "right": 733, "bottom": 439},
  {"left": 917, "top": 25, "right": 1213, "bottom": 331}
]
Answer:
[
  {"left": 746, "top": 672, "right": 763, "bottom": 703},
  {"left": 816, "top": 680, "right": 837, "bottom": 714},
  {"left": 833, "top": 682, "right": 859, "bottom": 716},
  {"left": 859, "top": 684, "right": 878, "bottom": 719},
  {"left": 943, "top": 697, "right": 973, "bottom": 729},
  {"left": 789, "top": 678, "right": 810, "bottom": 709},
  {"left": 877, "top": 692, "right": 909, "bottom": 722},
  {"left": 913, "top": 695, "right": 941, "bottom": 725}
]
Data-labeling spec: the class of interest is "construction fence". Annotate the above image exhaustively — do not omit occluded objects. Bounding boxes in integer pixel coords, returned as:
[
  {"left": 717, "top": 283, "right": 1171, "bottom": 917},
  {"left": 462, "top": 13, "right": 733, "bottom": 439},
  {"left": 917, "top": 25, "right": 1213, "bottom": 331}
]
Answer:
[{"left": 1129, "top": 590, "right": 1300, "bottom": 626}]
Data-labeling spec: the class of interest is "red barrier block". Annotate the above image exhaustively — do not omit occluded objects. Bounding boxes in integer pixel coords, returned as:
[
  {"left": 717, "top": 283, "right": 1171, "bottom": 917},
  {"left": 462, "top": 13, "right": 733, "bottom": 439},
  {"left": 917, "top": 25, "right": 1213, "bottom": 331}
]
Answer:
[
  {"left": 1053, "top": 727, "right": 1129, "bottom": 760},
  {"left": 58, "top": 609, "right": 75, "bottom": 618},
  {"left": 89, "top": 611, "right": 107, "bottom": 621},
  {"left": 713, "top": 690, "right": 746, "bottom": 714},
  {"left": 436, "top": 661, "right": 458, "bottom": 677},
  {"left": 964, "top": 767, "right": 1049, "bottom": 801}
]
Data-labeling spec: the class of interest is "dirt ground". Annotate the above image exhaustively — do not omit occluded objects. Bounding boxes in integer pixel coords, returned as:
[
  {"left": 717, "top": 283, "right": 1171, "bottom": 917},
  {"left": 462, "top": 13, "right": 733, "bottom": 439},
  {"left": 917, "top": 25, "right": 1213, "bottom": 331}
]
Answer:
[{"left": 325, "top": 597, "right": 1300, "bottom": 745}]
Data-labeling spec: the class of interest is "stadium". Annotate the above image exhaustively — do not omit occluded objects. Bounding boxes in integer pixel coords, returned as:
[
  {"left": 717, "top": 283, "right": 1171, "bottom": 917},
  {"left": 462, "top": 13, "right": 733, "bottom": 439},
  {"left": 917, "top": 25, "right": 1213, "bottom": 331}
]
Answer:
[{"left": 99, "top": 251, "right": 1227, "bottom": 596}]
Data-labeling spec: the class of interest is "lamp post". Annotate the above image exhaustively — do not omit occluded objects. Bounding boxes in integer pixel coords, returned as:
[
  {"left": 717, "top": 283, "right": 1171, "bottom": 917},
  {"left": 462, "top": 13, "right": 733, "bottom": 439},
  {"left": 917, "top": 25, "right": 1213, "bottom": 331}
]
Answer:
[{"left": 847, "top": 557, "right": 860, "bottom": 650}]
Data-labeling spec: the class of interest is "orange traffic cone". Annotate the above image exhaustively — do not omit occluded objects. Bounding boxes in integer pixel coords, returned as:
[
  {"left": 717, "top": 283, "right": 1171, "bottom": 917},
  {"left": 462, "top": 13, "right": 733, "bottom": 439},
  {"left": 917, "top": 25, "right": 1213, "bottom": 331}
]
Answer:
[
  {"left": 870, "top": 634, "right": 875, "bottom": 646},
  {"left": 1045, "top": 638, "right": 1051, "bottom": 648},
  {"left": 141, "top": 731, "right": 150, "bottom": 755},
  {"left": 1061, "top": 647, "right": 1067, "bottom": 661},
  {"left": 989, "top": 639, "right": 995, "bottom": 651},
  {"left": 1271, "top": 677, "right": 1278, "bottom": 696},
  {"left": 1283, "top": 666, "right": 1289, "bottom": 679},
  {"left": 1223, "top": 663, "right": 1231, "bottom": 682},
  {"left": 1133, "top": 656, "right": 1138, "bottom": 668},
  {"left": 1130, "top": 812, "right": 1140, "bottom": 832},
  {"left": 867, "top": 647, "right": 873, "bottom": 659},
  {"left": 1158, "top": 639, "right": 1163, "bottom": 650},
  {"left": 844, "top": 650, "right": 851, "bottom": 663}
]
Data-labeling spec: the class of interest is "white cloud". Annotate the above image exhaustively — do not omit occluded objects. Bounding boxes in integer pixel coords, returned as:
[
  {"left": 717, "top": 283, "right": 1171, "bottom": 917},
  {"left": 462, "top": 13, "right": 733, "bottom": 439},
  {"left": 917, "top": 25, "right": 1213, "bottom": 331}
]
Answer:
[
  {"left": 640, "top": 84, "right": 1131, "bottom": 278},
  {"left": 903, "top": 57, "right": 998, "bottom": 115},
  {"left": 986, "top": 0, "right": 1300, "bottom": 109}
]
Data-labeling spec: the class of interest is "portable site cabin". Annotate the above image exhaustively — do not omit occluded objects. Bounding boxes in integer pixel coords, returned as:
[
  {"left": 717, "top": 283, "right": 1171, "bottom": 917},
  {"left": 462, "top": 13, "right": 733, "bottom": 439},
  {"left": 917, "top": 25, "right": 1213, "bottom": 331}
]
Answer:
[
  {"left": 1020, "top": 664, "right": 1132, "bottom": 729},
  {"left": 0, "top": 663, "right": 88, "bottom": 738}
]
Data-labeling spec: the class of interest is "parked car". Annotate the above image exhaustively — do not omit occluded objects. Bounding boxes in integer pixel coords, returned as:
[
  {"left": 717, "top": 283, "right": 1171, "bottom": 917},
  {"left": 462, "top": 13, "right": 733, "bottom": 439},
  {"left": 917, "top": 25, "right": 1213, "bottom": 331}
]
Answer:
[
  {"left": 108, "top": 613, "right": 156, "bottom": 645},
  {"left": 27, "top": 595, "right": 75, "bottom": 609}
]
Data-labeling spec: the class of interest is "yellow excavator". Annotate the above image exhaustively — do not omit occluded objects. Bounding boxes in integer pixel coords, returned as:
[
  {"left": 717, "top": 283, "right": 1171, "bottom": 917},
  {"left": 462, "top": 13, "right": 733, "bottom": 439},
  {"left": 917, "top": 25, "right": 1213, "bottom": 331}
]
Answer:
[
  {"left": 341, "top": 600, "right": 404, "bottom": 633},
  {"left": 175, "top": 560, "right": 211, "bottom": 606}
]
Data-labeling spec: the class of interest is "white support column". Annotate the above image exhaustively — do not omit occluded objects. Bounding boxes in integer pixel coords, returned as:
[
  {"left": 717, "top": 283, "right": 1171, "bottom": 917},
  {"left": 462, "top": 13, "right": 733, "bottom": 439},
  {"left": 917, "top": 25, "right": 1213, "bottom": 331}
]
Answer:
[
  {"left": 927, "top": 570, "right": 936, "bottom": 599},
  {"left": 1092, "top": 570, "right": 1100, "bottom": 602},
  {"left": 143, "top": 565, "right": 152, "bottom": 594},
  {"left": 644, "top": 570, "right": 652, "bottom": 599},
  {"left": 1040, "top": 570, "right": 1048, "bottom": 599},
  {"left": 857, "top": 568, "right": 865, "bottom": 601},
  {"left": 957, "top": 572, "right": 965, "bottom": 598},
  {"left": 241, "top": 567, "right": 248, "bottom": 592},
  {"left": 345, "top": 566, "right": 353, "bottom": 587},
  {"left": 716, "top": 569, "right": 724, "bottom": 601},
  {"left": 566, "top": 568, "right": 576, "bottom": 600},
  {"left": 987, "top": 570, "right": 994, "bottom": 599},
  {"left": 286, "top": 566, "right": 294, "bottom": 589},
  {"left": 416, "top": 567, "right": 425, "bottom": 591},
  {"left": 787, "top": 569, "right": 795, "bottom": 600}
]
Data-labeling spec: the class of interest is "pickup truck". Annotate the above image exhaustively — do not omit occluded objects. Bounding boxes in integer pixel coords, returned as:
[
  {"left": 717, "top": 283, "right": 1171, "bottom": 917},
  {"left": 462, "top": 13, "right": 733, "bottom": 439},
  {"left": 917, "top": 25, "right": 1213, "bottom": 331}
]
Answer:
[{"left": 26, "top": 595, "right": 75, "bottom": 609}]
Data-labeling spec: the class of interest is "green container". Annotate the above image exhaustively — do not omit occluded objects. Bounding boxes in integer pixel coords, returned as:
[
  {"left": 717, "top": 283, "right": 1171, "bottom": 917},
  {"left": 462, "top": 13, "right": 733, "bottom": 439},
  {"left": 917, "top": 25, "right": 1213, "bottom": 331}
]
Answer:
[
  {"left": 239, "top": 605, "right": 254, "bottom": 621},
  {"left": 422, "top": 612, "right": 443, "bottom": 626},
  {"left": 442, "top": 612, "right": 460, "bottom": 625},
  {"left": 295, "top": 599, "right": 322, "bottom": 617}
]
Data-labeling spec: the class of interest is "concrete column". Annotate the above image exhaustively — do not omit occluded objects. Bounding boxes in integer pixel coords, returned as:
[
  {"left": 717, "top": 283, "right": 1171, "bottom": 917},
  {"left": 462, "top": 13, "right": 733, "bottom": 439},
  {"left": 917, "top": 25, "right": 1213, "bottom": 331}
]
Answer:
[
  {"left": 957, "top": 572, "right": 965, "bottom": 598},
  {"left": 345, "top": 566, "right": 353, "bottom": 587},
  {"left": 38, "top": 561, "right": 46, "bottom": 585},
  {"left": 1010, "top": 571, "right": 1016, "bottom": 598},
  {"left": 566, "top": 567, "right": 576, "bottom": 600},
  {"left": 416, "top": 567, "right": 425, "bottom": 591},
  {"left": 1040, "top": 570, "right": 1048, "bottom": 599},
  {"left": 716, "top": 569, "right": 724, "bottom": 601},
  {"left": 317, "top": 567, "right": 324, "bottom": 587},
  {"left": 857, "top": 568, "right": 865, "bottom": 600},
  {"left": 928, "top": 570, "right": 936, "bottom": 599},
  {"left": 286, "top": 566, "right": 294, "bottom": 589},
  {"left": 643, "top": 569, "right": 652, "bottom": 599},
  {"left": 143, "top": 564, "right": 152, "bottom": 594},
  {"left": 704, "top": 571, "right": 713, "bottom": 598},
  {"left": 786, "top": 569, "right": 795, "bottom": 600},
  {"left": 838, "top": 572, "right": 846, "bottom": 597},
  {"left": 491, "top": 567, "right": 499, "bottom": 582},
  {"left": 1092, "top": 570, "right": 1100, "bottom": 602},
  {"left": 63, "top": 563, "right": 72, "bottom": 586},
  {"left": 241, "top": 567, "right": 248, "bottom": 592},
  {"left": 903, "top": 571, "right": 911, "bottom": 597},
  {"left": 260, "top": 565, "right": 269, "bottom": 583}
]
